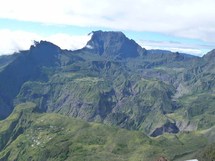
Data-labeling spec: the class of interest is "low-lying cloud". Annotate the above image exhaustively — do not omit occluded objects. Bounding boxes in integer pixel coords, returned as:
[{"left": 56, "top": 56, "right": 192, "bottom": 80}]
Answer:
[
  {"left": 138, "top": 40, "right": 212, "bottom": 56},
  {"left": 0, "top": 29, "right": 91, "bottom": 55}
]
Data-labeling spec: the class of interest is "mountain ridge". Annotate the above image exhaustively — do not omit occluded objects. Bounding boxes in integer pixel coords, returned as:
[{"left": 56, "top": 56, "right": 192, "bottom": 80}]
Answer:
[{"left": 0, "top": 31, "right": 213, "bottom": 135}]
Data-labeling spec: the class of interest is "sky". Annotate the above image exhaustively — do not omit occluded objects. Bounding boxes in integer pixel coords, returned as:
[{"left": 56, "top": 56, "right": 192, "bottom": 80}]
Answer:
[{"left": 0, "top": 0, "right": 215, "bottom": 56}]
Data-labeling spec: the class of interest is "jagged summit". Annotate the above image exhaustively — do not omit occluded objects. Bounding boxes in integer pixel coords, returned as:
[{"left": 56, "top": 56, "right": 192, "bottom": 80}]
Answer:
[
  {"left": 30, "top": 40, "right": 61, "bottom": 55},
  {"left": 32, "top": 40, "right": 60, "bottom": 48},
  {"left": 84, "top": 30, "right": 145, "bottom": 58}
]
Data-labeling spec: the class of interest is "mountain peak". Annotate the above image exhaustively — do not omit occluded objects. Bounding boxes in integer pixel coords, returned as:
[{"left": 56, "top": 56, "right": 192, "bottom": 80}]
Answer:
[
  {"left": 84, "top": 30, "right": 145, "bottom": 58},
  {"left": 90, "top": 30, "right": 126, "bottom": 39},
  {"left": 28, "top": 40, "right": 61, "bottom": 66},
  {"left": 29, "top": 40, "right": 61, "bottom": 57},
  {"left": 30, "top": 40, "right": 60, "bottom": 52}
]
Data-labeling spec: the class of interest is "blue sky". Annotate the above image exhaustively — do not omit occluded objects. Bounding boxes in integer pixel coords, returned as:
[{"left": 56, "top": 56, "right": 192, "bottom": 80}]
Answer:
[{"left": 1, "top": 0, "right": 215, "bottom": 56}]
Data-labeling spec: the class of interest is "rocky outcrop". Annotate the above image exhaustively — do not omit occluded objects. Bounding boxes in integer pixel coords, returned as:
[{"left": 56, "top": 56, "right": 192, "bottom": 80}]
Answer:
[{"left": 150, "top": 122, "right": 179, "bottom": 137}]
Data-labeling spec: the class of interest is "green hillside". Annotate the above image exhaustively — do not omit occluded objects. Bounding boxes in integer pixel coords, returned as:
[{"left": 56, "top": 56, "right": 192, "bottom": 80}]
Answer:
[{"left": 0, "top": 102, "right": 212, "bottom": 161}]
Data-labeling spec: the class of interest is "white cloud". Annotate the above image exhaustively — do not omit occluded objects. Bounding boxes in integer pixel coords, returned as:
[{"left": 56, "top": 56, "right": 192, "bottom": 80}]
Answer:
[
  {"left": 1, "top": 0, "right": 215, "bottom": 43},
  {"left": 0, "top": 29, "right": 40, "bottom": 54},
  {"left": 0, "top": 29, "right": 91, "bottom": 55},
  {"left": 45, "top": 34, "right": 91, "bottom": 50},
  {"left": 138, "top": 40, "right": 210, "bottom": 56}
]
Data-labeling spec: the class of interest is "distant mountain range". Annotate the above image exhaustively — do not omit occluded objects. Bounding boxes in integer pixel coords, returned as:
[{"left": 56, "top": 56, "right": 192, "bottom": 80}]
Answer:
[{"left": 0, "top": 31, "right": 214, "bottom": 161}]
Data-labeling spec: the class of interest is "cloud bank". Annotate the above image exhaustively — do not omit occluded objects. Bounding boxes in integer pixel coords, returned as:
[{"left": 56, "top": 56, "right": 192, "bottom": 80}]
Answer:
[
  {"left": 1, "top": 0, "right": 215, "bottom": 43},
  {"left": 0, "top": 29, "right": 91, "bottom": 55}
]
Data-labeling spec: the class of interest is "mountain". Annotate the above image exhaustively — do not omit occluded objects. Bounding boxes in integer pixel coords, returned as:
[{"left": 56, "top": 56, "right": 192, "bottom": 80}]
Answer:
[
  {"left": 83, "top": 31, "right": 145, "bottom": 58},
  {"left": 0, "top": 30, "right": 215, "bottom": 160},
  {"left": 0, "top": 31, "right": 209, "bottom": 134}
]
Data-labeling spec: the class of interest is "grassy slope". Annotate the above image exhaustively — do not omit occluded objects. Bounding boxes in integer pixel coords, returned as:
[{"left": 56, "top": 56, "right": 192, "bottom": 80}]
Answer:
[{"left": 0, "top": 103, "right": 213, "bottom": 161}]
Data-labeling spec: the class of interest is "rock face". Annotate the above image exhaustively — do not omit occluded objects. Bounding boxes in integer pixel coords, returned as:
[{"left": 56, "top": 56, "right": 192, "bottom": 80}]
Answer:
[{"left": 84, "top": 31, "right": 145, "bottom": 58}]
